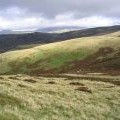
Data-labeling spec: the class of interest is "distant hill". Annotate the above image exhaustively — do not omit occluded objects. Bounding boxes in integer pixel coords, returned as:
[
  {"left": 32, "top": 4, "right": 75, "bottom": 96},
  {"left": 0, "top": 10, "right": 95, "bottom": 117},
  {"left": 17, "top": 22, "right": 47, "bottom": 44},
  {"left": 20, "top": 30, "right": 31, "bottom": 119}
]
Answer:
[
  {"left": 0, "top": 31, "right": 120, "bottom": 75},
  {"left": 0, "top": 26, "right": 83, "bottom": 35},
  {"left": 0, "top": 25, "right": 120, "bottom": 53},
  {"left": 36, "top": 26, "right": 85, "bottom": 33},
  {"left": 0, "top": 30, "right": 13, "bottom": 35}
]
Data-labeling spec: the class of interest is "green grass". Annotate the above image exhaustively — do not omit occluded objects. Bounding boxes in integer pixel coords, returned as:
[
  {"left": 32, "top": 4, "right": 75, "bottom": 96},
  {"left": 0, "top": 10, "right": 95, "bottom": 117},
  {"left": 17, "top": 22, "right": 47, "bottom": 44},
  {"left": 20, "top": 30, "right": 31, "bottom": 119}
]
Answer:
[
  {"left": 0, "top": 74, "right": 119, "bottom": 120},
  {"left": 34, "top": 48, "right": 89, "bottom": 70}
]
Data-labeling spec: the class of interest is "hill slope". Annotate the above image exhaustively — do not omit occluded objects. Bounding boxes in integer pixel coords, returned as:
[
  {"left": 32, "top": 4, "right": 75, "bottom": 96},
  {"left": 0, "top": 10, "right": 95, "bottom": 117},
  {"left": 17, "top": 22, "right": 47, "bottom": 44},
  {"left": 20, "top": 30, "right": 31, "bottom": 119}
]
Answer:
[
  {"left": 0, "top": 31, "right": 120, "bottom": 75},
  {"left": 1, "top": 25, "right": 120, "bottom": 53}
]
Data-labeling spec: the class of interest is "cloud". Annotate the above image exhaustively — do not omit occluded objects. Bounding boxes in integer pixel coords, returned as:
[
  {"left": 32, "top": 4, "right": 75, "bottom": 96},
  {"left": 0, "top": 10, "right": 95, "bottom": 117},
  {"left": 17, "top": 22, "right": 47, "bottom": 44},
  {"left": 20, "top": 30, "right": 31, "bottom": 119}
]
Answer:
[
  {"left": 0, "top": 0, "right": 120, "bottom": 31},
  {"left": 0, "top": 0, "right": 120, "bottom": 18},
  {"left": 0, "top": 9, "right": 119, "bottom": 31}
]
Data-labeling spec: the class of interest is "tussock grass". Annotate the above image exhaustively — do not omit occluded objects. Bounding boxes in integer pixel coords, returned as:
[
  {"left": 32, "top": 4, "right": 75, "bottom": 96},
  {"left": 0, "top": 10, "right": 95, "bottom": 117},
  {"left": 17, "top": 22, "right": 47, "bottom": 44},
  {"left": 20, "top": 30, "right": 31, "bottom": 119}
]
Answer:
[
  {"left": 69, "top": 82, "right": 84, "bottom": 86},
  {"left": 0, "top": 74, "right": 119, "bottom": 120}
]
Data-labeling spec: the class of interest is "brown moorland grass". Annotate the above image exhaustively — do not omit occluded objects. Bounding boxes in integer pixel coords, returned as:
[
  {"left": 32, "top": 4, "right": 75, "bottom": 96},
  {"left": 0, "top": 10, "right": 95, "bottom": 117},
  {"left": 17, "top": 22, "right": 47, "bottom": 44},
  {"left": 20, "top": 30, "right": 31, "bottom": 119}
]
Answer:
[{"left": 0, "top": 74, "right": 119, "bottom": 120}]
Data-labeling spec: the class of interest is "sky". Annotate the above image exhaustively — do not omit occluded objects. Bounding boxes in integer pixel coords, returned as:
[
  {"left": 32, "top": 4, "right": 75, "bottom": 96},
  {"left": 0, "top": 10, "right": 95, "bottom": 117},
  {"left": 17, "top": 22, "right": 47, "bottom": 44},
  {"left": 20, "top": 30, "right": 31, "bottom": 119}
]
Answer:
[{"left": 0, "top": 0, "right": 120, "bottom": 31}]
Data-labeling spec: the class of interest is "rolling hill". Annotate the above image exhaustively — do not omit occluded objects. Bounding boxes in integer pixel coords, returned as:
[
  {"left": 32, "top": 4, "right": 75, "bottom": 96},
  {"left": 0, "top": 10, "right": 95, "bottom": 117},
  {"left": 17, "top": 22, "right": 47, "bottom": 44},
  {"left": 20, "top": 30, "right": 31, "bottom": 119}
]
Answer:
[
  {"left": 0, "top": 25, "right": 120, "bottom": 53},
  {"left": 0, "top": 30, "right": 120, "bottom": 75}
]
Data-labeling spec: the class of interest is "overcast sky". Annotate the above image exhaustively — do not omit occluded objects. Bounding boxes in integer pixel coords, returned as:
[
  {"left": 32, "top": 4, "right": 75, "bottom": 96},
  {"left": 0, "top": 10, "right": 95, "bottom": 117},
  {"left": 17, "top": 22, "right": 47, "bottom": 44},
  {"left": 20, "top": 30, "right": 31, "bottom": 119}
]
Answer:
[{"left": 0, "top": 0, "right": 120, "bottom": 31}]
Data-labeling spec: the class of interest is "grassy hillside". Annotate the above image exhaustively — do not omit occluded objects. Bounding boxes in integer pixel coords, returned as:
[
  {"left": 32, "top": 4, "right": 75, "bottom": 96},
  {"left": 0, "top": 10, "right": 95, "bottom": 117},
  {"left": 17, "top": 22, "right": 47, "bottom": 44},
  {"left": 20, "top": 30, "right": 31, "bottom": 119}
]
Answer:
[
  {"left": 1, "top": 25, "right": 120, "bottom": 53},
  {"left": 0, "top": 31, "right": 120, "bottom": 75},
  {"left": 0, "top": 74, "right": 119, "bottom": 120}
]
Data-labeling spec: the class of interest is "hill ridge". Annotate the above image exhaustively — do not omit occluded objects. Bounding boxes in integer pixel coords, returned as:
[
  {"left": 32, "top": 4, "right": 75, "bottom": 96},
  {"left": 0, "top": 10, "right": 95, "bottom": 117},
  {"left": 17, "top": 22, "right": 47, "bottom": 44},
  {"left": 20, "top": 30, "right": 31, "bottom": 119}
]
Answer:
[{"left": 0, "top": 25, "right": 120, "bottom": 53}]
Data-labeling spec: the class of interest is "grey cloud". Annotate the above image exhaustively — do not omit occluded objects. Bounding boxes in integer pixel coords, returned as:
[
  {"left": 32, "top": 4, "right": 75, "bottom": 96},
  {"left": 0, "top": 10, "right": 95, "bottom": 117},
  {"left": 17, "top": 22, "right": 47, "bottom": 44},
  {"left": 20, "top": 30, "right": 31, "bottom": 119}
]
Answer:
[
  {"left": 0, "top": 0, "right": 120, "bottom": 18},
  {"left": 0, "top": 0, "right": 120, "bottom": 30}
]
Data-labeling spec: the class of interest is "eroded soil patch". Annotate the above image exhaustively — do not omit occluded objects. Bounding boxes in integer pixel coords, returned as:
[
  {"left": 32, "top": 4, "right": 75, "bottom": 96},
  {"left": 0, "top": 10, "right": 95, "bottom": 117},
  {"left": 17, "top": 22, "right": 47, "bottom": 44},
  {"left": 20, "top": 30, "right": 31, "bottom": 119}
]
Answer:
[
  {"left": 75, "top": 86, "right": 92, "bottom": 93},
  {"left": 24, "top": 79, "right": 37, "bottom": 83}
]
